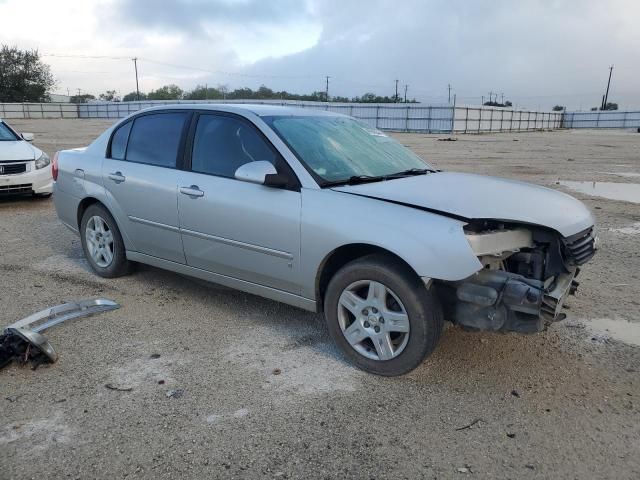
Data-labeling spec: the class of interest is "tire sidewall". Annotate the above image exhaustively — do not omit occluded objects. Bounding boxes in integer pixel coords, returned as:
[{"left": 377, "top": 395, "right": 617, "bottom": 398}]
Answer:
[
  {"left": 80, "top": 204, "right": 128, "bottom": 278},
  {"left": 325, "top": 256, "right": 442, "bottom": 376}
]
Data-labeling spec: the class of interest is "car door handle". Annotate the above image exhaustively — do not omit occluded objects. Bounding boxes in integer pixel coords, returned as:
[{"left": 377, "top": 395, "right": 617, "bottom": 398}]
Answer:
[
  {"left": 179, "top": 185, "right": 204, "bottom": 198},
  {"left": 108, "top": 171, "right": 126, "bottom": 183}
]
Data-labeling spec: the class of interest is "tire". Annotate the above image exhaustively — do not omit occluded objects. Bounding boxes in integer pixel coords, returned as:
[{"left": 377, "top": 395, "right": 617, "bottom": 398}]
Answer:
[
  {"left": 324, "top": 254, "right": 443, "bottom": 376},
  {"left": 80, "top": 203, "right": 131, "bottom": 278}
]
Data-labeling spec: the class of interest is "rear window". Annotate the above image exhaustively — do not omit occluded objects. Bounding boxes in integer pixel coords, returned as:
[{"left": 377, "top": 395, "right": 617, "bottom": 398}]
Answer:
[
  {"left": 110, "top": 121, "right": 132, "bottom": 160},
  {"left": 125, "top": 113, "right": 188, "bottom": 168}
]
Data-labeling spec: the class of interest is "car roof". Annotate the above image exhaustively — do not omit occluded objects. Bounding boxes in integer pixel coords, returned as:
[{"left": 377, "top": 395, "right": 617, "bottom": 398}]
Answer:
[{"left": 132, "top": 103, "right": 344, "bottom": 118}]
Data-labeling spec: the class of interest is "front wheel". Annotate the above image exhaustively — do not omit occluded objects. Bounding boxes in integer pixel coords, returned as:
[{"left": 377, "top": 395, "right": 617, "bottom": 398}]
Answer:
[
  {"left": 80, "top": 204, "right": 131, "bottom": 278},
  {"left": 324, "top": 254, "right": 443, "bottom": 376}
]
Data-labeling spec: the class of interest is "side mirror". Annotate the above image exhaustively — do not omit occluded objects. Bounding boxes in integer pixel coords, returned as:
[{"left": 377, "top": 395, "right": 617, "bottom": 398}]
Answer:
[
  {"left": 21, "top": 133, "right": 34, "bottom": 142},
  {"left": 235, "top": 161, "right": 288, "bottom": 188}
]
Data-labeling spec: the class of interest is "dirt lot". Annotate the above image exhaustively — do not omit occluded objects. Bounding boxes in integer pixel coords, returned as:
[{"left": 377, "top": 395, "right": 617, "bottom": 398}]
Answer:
[{"left": 1, "top": 120, "right": 639, "bottom": 479}]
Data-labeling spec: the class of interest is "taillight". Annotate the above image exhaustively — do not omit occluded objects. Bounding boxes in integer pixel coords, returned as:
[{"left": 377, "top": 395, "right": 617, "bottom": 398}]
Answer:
[{"left": 52, "top": 152, "right": 59, "bottom": 181}]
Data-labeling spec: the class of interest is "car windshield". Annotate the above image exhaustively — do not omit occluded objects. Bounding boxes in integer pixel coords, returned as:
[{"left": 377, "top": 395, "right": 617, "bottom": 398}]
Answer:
[
  {"left": 263, "top": 115, "right": 433, "bottom": 185},
  {"left": 0, "top": 122, "right": 19, "bottom": 141}
]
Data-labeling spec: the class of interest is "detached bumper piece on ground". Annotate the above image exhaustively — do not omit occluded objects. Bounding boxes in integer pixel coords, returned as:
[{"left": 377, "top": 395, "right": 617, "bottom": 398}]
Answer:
[{"left": 0, "top": 298, "right": 120, "bottom": 370}]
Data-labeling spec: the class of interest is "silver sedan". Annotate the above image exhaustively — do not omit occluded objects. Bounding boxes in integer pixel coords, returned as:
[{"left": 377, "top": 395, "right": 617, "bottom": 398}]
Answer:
[{"left": 52, "top": 104, "right": 596, "bottom": 375}]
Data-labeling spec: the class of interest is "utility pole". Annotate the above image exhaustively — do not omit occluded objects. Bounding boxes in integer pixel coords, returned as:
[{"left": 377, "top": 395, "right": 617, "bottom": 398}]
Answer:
[
  {"left": 205, "top": 83, "right": 208, "bottom": 100},
  {"left": 488, "top": 91, "right": 494, "bottom": 104},
  {"left": 77, "top": 88, "right": 81, "bottom": 96},
  {"left": 395, "top": 79, "right": 399, "bottom": 103},
  {"left": 132, "top": 58, "right": 140, "bottom": 101},
  {"left": 481, "top": 95, "right": 484, "bottom": 105},
  {"left": 448, "top": 84, "right": 451, "bottom": 104},
  {"left": 325, "top": 76, "right": 330, "bottom": 102},
  {"left": 602, "top": 65, "right": 614, "bottom": 110},
  {"left": 501, "top": 92, "right": 504, "bottom": 104},
  {"left": 404, "top": 84, "right": 408, "bottom": 103}
]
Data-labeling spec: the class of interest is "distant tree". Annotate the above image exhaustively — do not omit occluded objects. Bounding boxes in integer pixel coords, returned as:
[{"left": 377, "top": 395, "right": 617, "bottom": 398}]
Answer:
[
  {"left": 70, "top": 93, "right": 96, "bottom": 103},
  {"left": 592, "top": 103, "right": 619, "bottom": 111},
  {"left": 147, "top": 84, "right": 183, "bottom": 100},
  {"left": 122, "top": 91, "right": 147, "bottom": 101},
  {"left": 552, "top": 105, "right": 565, "bottom": 111},
  {"left": 483, "top": 100, "right": 512, "bottom": 108},
  {"left": 184, "top": 85, "right": 223, "bottom": 100},
  {"left": 0, "top": 45, "right": 55, "bottom": 102},
  {"left": 99, "top": 90, "right": 120, "bottom": 102}
]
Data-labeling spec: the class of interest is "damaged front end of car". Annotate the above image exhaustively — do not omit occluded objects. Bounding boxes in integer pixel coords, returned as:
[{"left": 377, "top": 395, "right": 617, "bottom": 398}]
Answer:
[{"left": 437, "top": 222, "right": 597, "bottom": 334}]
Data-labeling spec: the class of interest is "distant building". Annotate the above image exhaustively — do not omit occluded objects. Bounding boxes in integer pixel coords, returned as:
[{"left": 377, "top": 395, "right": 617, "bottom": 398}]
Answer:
[{"left": 48, "top": 93, "right": 72, "bottom": 103}]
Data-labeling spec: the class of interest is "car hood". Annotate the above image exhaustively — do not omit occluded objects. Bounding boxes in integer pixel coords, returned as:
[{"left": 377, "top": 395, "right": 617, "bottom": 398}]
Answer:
[
  {"left": 0, "top": 141, "right": 36, "bottom": 161},
  {"left": 332, "top": 172, "right": 594, "bottom": 237}
]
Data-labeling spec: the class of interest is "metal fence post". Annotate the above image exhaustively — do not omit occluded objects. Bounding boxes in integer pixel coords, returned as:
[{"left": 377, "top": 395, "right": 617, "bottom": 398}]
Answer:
[
  {"left": 427, "top": 106, "right": 432, "bottom": 133},
  {"left": 478, "top": 107, "right": 482, "bottom": 133},
  {"left": 464, "top": 107, "right": 469, "bottom": 134},
  {"left": 489, "top": 108, "right": 493, "bottom": 132},
  {"left": 405, "top": 105, "right": 410, "bottom": 132},
  {"left": 450, "top": 94, "right": 456, "bottom": 134},
  {"left": 375, "top": 105, "right": 380, "bottom": 129}
]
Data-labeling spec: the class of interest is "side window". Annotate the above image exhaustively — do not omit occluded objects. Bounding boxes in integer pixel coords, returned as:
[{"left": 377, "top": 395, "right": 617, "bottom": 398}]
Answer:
[
  {"left": 110, "top": 121, "right": 132, "bottom": 160},
  {"left": 191, "top": 114, "right": 278, "bottom": 178},
  {"left": 126, "top": 113, "right": 188, "bottom": 168}
]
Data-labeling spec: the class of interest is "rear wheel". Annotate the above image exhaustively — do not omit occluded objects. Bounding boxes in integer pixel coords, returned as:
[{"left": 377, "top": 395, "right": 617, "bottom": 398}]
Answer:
[
  {"left": 80, "top": 204, "right": 131, "bottom": 278},
  {"left": 324, "top": 254, "right": 443, "bottom": 376}
]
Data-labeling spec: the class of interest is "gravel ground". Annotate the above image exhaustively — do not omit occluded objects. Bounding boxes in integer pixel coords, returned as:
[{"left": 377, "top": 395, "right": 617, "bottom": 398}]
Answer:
[{"left": 1, "top": 120, "right": 639, "bottom": 479}]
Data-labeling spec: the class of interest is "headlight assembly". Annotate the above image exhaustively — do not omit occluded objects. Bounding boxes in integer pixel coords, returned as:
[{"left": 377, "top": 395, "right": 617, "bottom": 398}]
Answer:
[{"left": 35, "top": 152, "right": 50, "bottom": 170}]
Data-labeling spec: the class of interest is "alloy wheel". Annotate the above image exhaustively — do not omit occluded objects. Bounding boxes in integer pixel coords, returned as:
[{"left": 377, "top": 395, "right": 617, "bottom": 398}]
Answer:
[
  {"left": 85, "top": 215, "right": 114, "bottom": 268},
  {"left": 337, "top": 280, "right": 410, "bottom": 361}
]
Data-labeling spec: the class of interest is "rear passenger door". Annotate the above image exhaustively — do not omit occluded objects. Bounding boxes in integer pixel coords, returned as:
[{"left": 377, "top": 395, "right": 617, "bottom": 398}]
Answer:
[
  {"left": 102, "top": 111, "right": 190, "bottom": 263},
  {"left": 177, "top": 112, "right": 302, "bottom": 294}
]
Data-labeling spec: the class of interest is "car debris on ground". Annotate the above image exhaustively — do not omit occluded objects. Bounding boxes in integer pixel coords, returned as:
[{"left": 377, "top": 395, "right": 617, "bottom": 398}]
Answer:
[{"left": 0, "top": 298, "right": 119, "bottom": 370}]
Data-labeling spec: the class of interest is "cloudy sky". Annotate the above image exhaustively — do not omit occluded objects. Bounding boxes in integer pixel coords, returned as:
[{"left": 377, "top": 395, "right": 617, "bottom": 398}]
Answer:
[{"left": 1, "top": 0, "right": 639, "bottom": 109}]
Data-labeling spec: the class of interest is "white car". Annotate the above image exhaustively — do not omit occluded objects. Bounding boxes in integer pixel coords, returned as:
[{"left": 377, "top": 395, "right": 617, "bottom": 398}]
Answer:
[{"left": 0, "top": 119, "right": 52, "bottom": 197}]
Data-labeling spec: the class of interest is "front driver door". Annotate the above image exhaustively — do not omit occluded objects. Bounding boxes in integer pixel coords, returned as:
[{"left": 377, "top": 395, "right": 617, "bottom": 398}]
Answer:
[{"left": 177, "top": 113, "right": 301, "bottom": 294}]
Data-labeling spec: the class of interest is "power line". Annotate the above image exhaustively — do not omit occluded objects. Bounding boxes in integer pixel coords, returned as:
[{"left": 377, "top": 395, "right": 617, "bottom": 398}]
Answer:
[{"left": 42, "top": 52, "right": 324, "bottom": 80}]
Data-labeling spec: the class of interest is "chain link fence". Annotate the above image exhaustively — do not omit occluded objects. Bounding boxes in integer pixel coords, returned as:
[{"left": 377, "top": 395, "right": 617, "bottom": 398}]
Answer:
[
  {"left": 563, "top": 110, "right": 640, "bottom": 129},
  {"left": 3, "top": 99, "right": 638, "bottom": 133}
]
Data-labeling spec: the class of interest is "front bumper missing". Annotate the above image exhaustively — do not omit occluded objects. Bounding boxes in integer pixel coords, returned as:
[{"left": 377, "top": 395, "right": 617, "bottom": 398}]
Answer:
[
  {"left": 0, "top": 298, "right": 120, "bottom": 369},
  {"left": 439, "top": 269, "right": 578, "bottom": 334}
]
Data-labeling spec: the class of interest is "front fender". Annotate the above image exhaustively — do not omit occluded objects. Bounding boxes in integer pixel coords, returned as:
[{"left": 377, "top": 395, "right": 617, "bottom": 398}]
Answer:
[{"left": 300, "top": 189, "right": 482, "bottom": 299}]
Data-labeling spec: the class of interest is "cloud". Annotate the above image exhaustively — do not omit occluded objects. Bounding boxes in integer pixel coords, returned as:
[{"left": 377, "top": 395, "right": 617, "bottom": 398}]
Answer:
[
  {"left": 114, "top": 0, "right": 314, "bottom": 37},
  {"left": 241, "top": 0, "right": 640, "bottom": 109},
  {"left": 1, "top": 0, "right": 638, "bottom": 109}
]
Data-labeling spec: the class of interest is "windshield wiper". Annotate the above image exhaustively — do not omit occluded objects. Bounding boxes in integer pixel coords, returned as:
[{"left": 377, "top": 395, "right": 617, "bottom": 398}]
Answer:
[
  {"left": 386, "top": 168, "right": 435, "bottom": 178},
  {"left": 322, "top": 168, "right": 435, "bottom": 187}
]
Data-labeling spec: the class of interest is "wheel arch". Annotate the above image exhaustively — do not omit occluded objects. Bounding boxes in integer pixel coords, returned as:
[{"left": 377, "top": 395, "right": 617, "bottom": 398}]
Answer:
[
  {"left": 315, "top": 243, "right": 422, "bottom": 313},
  {"left": 77, "top": 197, "right": 102, "bottom": 229}
]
